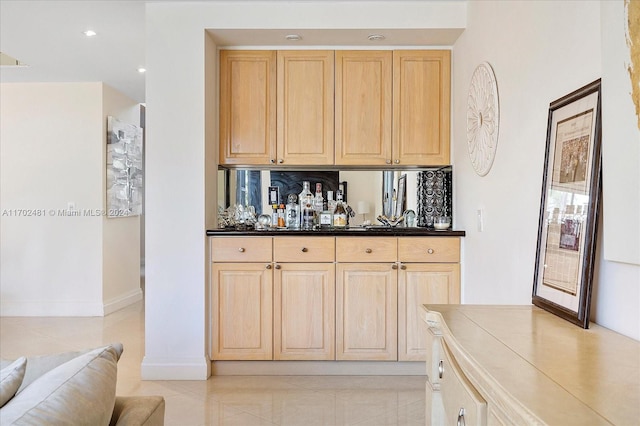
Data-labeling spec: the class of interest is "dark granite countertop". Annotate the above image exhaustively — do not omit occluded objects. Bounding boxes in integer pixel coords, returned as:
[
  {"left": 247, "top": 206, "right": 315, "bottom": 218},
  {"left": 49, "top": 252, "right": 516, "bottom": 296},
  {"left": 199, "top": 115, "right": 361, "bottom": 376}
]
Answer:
[{"left": 206, "top": 227, "right": 465, "bottom": 237}]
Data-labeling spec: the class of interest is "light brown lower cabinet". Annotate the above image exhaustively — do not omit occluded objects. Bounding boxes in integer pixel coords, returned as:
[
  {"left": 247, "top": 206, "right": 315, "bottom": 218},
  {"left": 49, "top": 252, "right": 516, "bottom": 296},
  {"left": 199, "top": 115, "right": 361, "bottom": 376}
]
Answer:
[
  {"left": 211, "top": 262, "right": 273, "bottom": 360},
  {"left": 274, "top": 263, "right": 335, "bottom": 360},
  {"left": 210, "top": 235, "right": 460, "bottom": 362}
]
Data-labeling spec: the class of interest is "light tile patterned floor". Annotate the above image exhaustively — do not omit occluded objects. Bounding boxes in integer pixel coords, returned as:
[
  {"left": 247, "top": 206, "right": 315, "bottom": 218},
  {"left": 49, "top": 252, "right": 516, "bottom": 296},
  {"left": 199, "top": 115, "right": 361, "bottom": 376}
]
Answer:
[{"left": 0, "top": 301, "right": 426, "bottom": 426}]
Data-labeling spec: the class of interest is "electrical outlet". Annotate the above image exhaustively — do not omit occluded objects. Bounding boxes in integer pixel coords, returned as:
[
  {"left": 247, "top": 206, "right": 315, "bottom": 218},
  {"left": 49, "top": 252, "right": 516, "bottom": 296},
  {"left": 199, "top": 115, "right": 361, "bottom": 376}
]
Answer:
[{"left": 477, "top": 208, "right": 484, "bottom": 232}]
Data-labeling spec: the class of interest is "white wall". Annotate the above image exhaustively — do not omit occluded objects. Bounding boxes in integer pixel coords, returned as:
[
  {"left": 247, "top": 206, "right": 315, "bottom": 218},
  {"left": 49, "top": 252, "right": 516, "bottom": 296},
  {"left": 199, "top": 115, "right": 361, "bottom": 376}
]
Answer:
[
  {"left": 452, "top": 1, "right": 639, "bottom": 339},
  {"left": 144, "top": 0, "right": 638, "bottom": 380},
  {"left": 0, "top": 82, "right": 142, "bottom": 316},
  {"left": 144, "top": 0, "right": 466, "bottom": 380}
]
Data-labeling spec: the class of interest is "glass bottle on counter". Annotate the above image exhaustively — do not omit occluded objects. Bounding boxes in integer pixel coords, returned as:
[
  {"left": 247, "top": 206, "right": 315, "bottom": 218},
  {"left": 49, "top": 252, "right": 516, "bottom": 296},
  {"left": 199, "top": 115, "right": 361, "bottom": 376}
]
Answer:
[
  {"left": 299, "top": 181, "right": 314, "bottom": 230},
  {"left": 333, "top": 190, "right": 348, "bottom": 228},
  {"left": 313, "top": 183, "right": 324, "bottom": 226},
  {"left": 286, "top": 194, "right": 300, "bottom": 229}
]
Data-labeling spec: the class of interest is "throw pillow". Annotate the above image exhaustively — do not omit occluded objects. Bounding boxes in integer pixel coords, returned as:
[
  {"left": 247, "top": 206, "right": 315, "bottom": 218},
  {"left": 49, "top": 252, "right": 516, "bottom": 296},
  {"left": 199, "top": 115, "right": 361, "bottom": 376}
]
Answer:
[
  {"left": 0, "top": 344, "right": 121, "bottom": 425},
  {"left": 0, "top": 357, "right": 27, "bottom": 408}
]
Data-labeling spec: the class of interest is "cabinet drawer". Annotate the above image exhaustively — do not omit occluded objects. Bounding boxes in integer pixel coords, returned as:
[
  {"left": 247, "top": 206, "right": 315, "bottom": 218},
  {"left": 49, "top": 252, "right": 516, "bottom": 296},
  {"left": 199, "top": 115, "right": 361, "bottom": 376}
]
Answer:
[
  {"left": 439, "top": 340, "right": 487, "bottom": 426},
  {"left": 274, "top": 237, "right": 335, "bottom": 262},
  {"left": 336, "top": 237, "right": 397, "bottom": 262},
  {"left": 398, "top": 237, "right": 459, "bottom": 263},
  {"left": 211, "top": 237, "right": 272, "bottom": 262}
]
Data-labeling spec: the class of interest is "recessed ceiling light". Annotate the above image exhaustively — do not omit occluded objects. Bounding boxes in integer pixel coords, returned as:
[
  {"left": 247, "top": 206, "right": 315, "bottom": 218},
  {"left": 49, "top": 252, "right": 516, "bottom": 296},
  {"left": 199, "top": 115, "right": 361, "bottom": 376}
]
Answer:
[
  {"left": 285, "top": 34, "right": 302, "bottom": 41},
  {"left": 367, "top": 34, "right": 385, "bottom": 41},
  {"left": 83, "top": 30, "right": 97, "bottom": 37},
  {"left": 137, "top": 67, "right": 146, "bottom": 73}
]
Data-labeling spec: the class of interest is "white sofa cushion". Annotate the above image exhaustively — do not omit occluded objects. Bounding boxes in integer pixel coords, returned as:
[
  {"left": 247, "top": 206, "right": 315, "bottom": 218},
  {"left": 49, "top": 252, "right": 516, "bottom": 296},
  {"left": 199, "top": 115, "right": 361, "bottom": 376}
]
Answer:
[
  {"left": 0, "top": 344, "right": 121, "bottom": 425},
  {"left": 0, "top": 357, "right": 27, "bottom": 408}
]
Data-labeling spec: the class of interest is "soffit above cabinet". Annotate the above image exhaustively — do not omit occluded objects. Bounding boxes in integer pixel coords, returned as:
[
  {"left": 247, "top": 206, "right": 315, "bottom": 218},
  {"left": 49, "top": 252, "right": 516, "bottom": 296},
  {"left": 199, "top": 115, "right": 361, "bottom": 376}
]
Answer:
[{"left": 207, "top": 28, "right": 464, "bottom": 47}]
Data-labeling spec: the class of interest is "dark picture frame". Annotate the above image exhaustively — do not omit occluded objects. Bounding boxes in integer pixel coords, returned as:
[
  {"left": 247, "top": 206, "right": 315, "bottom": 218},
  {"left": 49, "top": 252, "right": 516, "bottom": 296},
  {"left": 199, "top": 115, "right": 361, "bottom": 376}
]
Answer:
[{"left": 532, "top": 79, "right": 602, "bottom": 329}]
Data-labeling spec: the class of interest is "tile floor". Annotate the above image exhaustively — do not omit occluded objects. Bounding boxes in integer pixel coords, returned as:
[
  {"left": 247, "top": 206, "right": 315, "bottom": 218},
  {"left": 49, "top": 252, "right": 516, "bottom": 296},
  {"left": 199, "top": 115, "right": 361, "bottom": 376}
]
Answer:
[{"left": 0, "top": 300, "right": 427, "bottom": 426}]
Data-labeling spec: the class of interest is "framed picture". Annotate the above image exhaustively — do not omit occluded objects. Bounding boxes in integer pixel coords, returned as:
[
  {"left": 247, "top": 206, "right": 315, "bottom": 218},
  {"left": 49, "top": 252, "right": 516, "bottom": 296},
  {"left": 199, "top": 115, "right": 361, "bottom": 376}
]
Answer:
[{"left": 532, "top": 79, "right": 602, "bottom": 329}]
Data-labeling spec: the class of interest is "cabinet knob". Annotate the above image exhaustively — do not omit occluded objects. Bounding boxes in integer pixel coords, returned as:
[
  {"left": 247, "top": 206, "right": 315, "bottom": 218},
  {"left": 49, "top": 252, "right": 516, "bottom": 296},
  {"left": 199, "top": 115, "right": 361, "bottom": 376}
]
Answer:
[
  {"left": 278, "top": 159, "right": 284, "bottom": 164},
  {"left": 265, "top": 264, "right": 272, "bottom": 270},
  {"left": 365, "top": 248, "right": 372, "bottom": 253},
  {"left": 457, "top": 408, "right": 465, "bottom": 426},
  {"left": 386, "top": 159, "right": 391, "bottom": 164},
  {"left": 270, "top": 159, "right": 275, "bottom": 164},
  {"left": 392, "top": 264, "right": 398, "bottom": 270},
  {"left": 301, "top": 247, "right": 308, "bottom": 253},
  {"left": 394, "top": 159, "right": 400, "bottom": 164},
  {"left": 238, "top": 247, "right": 245, "bottom": 253},
  {"left": 438, "top": 360, "right": 444, "bottom": 379},
  {"left": 427, "top": 248, "right": 434, "bottom": 254},
  {"left": 400, "top": 264, "right": 407, "bottom": 270},
  {"left": 275, "top": 264, "right": 281, "bottom": 270}
]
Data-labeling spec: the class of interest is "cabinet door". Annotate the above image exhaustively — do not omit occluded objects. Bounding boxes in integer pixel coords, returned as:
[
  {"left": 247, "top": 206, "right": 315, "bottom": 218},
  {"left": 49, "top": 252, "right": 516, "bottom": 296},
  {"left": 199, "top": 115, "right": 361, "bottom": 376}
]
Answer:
[
  {"left": 274, "top": 263, "right": 335, "bottom": 360},
  {"left": 336, "top": 263, "right": 397, "bottom": 360},
  {"left": 211, "top": 262, "right": 273, "bottom": 360},
  {"left": 277, "top": 50, "right": 334, "bottom": 165},
  {"left": 398, "top": 263, "right": 460, "bottom": 361},
  {"left": 335, "top": 51, "right": 392, "bottom": 165},
  {"left": 219, "top": 50, "right": 276, "bottom": 165},
  {"left": 393, "top": 50, "right": 451, "bottom": 165}
]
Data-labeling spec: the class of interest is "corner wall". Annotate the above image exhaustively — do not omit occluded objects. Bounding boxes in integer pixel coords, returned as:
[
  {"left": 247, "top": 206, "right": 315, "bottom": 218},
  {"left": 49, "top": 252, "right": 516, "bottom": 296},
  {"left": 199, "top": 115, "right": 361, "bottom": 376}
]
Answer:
[
  {"left": 0, "top": 82, "right": 141, "bottom": 316},
  {"left": 451, "top": 1, "right": 639, "bottom": 339}
]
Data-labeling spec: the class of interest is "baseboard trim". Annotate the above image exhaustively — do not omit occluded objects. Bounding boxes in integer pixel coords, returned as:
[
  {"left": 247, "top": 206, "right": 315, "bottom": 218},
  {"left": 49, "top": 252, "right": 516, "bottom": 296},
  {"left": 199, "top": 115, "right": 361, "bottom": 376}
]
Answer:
[
  {"left": 212, "top": 361, "right": 426, "bottom": 376},
  {"left": 103, "top": 289, "right": 143, "bottom": 315},
  {"left": 141, "top": 356, "right": 211, "bottom": 380}
]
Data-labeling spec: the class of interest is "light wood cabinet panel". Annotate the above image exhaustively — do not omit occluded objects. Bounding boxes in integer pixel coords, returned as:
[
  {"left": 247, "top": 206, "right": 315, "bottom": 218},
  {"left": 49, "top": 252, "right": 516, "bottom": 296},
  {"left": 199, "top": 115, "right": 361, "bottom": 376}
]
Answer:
[
  {"left": 398, "top": 263, "right": 460, "bottom": 361},
  {"left": 211, "top": 236, "right": 273, "bottom": 262},
  {"left": 274, "top": 263, "right": 335, "bottom": 360},
  {"left": 336, "top": 263, "right": 397, "bottom": 360},
  {"left": 273, "top": 236, "right": 335, "bottom": 263},
  {"left": 277, "top": 50, "right": 334, "bottom": 165},
  {"left": 393, "top": 50, "right": 451, "bottom": 165},
  {"left": 335, "top": 51, "right": 392, "bottom": 165},
  {"left": 398, "top": 237, "right": 459, "bottom": 263},
  {"left": 336, "top": 237, "right": 397, "bottom": 262},
  {"left": 211, "top": 262, "right": 273, "bottom": 360},
  {"left": 219, "top": 50, "right": 276, "bottom": 165}
]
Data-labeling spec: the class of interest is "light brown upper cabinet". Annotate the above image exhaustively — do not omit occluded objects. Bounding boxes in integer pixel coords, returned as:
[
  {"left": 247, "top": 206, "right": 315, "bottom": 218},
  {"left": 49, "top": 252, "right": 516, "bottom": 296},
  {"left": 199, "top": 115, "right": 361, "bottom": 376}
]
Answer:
[
  {"left": 393, "top": 50, "right": 451, "bottom": 166},
  {"left": 335, "top": 51, "right": 392, "bottom": 165},
  {"left": 219, "top": 49, "right": 450, "bottom": 167},
  {"left": 277, "top": 51, "right": 334, "bottom": 165},
  {"left": 219, "top": 50, "right": 277, "bottom": 166}
]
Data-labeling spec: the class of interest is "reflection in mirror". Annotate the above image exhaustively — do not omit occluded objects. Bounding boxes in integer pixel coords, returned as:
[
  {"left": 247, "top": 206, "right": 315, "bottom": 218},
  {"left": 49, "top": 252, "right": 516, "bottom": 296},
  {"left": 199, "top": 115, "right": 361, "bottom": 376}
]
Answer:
[{"left": 217, "top": 167, "right": 452, "bottom": 228}]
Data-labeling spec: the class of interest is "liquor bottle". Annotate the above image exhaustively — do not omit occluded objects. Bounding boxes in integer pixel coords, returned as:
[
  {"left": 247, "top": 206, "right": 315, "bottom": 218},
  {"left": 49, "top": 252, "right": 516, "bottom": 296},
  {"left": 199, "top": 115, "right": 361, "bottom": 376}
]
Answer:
[
  {"left": 333, "top": 190, "right": 348, "bottom": 228},
  {"left": 277, "top": 204, "right": 286, "bottom": 228},
  {"left": 313, "top": 183, "right": 324, "bottom": 226},
  {"left": 327, "top": 190, "right": 337, "bottom": 214},
  {"left": 299, "top": 181, "right": 314, "bottom": 230},
  {"left": 286, "top": 194, "right": 300, "bottom": 229}
]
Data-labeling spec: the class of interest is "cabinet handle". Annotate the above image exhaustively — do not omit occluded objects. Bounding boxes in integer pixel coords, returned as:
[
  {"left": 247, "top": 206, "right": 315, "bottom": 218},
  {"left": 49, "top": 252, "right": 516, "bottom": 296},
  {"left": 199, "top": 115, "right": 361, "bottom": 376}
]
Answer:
[
  {"left": 270, "top": 159, "right": 275, "bottom": 164},
  {"left": 400, "top": 264, "right": 407, "bottom": 270},
  {"left": 394, "top": 159, "right": 400, "bottom": 164},
  {"left": 278, "top": 159, "right": 284, "bottom": 164},
  {"left": 275, "top": 264, "right": 281, "bottom": 270},
  {"left": 238, "top": 247, "right": 245, "bottom": 253},
  {"left": 365, "top": 248, "right": 372, "bottom": 253},
  {"left": 438, "top": 360, "right": 444, "bottom": 379},
  {"left": 427, "top": 248, "right": 434, "bottom": 254},
  {"left": 265, "top": 264, "right": 272, "bottom": 270},
  {"left": 386, "top": 159, "right": 391, "bottom": 164},
  {"left": 457, "top": 408, "right": 465, "bottom": 426},
  {"left": 392, "top": 264, "right": 398, "bottom": 270},
  {"left": 301, "top": 247, "right": 308, "bottom": 253}
]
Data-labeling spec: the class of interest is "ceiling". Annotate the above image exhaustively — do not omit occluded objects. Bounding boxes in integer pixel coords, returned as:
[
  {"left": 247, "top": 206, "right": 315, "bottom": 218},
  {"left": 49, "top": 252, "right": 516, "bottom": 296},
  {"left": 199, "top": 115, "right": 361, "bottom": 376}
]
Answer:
[{"left": 0, "top": 1, "right": 463, "bottom": 104}]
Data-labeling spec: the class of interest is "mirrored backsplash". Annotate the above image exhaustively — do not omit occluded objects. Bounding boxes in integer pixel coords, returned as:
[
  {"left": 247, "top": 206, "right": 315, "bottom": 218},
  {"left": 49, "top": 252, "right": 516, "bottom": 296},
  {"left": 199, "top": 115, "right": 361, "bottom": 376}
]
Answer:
[{"left": 217, "top": 167, "right": 452, "bottom": 228}]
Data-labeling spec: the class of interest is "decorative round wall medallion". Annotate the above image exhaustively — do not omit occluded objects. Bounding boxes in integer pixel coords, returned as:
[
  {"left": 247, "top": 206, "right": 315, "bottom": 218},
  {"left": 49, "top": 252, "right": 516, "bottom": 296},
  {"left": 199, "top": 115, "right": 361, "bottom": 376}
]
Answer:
[{"left": 467, "top": 62, "right": 500, "bottom": 176}]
